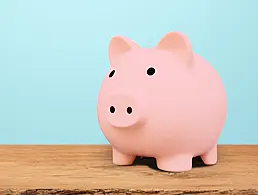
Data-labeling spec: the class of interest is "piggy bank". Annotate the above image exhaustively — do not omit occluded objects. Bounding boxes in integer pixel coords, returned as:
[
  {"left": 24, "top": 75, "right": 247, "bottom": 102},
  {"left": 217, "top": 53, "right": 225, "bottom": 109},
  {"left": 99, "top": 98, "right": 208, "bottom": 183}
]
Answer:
[{"left": 97, "top": 32, "right": 226, "bottom": 172}]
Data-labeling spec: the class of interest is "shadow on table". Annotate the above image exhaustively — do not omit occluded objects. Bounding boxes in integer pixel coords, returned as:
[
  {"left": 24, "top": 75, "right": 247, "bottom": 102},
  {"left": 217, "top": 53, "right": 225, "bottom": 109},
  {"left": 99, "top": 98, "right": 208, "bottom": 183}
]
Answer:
[{"left": 132, "top": 156, "right": 206, "bottom": 172}]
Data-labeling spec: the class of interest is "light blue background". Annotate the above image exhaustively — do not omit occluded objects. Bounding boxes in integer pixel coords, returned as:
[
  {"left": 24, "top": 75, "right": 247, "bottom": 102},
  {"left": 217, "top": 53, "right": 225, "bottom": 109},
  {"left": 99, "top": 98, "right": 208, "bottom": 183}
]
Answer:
[{"left": 0, "top": 0, "right": 257, "bottom": 144}]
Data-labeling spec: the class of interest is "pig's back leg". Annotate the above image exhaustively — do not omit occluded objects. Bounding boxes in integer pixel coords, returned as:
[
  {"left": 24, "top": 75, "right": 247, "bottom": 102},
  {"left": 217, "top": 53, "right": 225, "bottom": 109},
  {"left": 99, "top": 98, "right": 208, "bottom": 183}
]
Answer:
[
  {"left": 112, "top": 147, "right": 136, "bottom": 165},
  {"left": 200, "top": 144, "right": 217, "bottom": 165}
]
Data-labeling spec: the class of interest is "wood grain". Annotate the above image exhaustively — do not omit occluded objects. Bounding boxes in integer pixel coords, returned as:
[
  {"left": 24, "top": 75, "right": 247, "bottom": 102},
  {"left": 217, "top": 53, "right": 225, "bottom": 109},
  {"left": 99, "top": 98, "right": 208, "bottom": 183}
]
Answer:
[{"left": 0, "top": 145, "right": 257, "bottom": 195}]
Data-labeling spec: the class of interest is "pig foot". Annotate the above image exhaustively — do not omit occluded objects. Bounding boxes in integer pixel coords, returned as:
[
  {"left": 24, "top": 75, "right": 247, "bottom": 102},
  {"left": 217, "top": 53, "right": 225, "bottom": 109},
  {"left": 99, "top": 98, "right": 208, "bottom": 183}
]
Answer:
[
  {"left": 112, "top": 148, "right": 136, "bottom": 165},
  {"left": 200, "top": 144, "right": 217, "bottom": 165},
  {"left": 156, "top": 154, "right": 193, "bottom": 172}
]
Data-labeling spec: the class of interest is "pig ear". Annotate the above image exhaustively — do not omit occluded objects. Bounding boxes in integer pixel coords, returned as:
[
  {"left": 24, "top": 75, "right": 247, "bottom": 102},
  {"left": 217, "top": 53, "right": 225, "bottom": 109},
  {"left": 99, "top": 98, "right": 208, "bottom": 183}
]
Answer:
[
  {"left": 108, "top": 36, "right": 139, "bottom": 67},
  {"left": 156, "top": 32, "right": 193, "bottom": 65}
]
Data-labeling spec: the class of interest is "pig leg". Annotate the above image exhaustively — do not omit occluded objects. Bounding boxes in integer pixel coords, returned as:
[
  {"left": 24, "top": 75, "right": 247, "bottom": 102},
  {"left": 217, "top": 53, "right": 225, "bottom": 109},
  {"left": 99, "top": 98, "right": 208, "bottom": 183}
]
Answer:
[
  {"left": 200, "top": 144, "right": 217, "bottom": 165},
  {"left": 112, "top": 148, "right": 136, "bottom": 165},
  {"left": 156, "top": 154, "right": 193, "bottom": 172}
]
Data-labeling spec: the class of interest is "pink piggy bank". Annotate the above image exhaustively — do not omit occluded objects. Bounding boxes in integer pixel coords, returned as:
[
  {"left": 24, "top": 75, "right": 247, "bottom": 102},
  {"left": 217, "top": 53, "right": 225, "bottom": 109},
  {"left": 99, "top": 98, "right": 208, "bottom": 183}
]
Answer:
[{"left": 97, "top": 32, "right": 226, "bottom": 172}]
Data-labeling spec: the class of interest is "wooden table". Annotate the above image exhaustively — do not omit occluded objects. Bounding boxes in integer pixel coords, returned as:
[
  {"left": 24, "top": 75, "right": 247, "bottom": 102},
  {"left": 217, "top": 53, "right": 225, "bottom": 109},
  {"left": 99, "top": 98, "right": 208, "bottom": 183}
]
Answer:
[{"left": 0, "top": 145, "right": 257, "bottom": 195}]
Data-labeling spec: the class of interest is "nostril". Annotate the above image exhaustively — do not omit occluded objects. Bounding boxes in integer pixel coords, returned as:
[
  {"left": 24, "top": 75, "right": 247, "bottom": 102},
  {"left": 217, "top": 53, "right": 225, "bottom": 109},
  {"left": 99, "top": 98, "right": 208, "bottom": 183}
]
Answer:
[
  {"left": 127, "top": 107, "right": 132, "bottom": 114},
  {"left": 110, "top": 106, "right": 115, "bottom": 113}
]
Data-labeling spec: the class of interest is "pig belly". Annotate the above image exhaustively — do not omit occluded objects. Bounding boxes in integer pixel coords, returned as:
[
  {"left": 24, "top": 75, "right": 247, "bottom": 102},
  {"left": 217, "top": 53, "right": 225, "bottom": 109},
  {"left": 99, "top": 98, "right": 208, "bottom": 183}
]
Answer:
[{"left": 108, "top": 125, "right": 219, "bottom": 159}]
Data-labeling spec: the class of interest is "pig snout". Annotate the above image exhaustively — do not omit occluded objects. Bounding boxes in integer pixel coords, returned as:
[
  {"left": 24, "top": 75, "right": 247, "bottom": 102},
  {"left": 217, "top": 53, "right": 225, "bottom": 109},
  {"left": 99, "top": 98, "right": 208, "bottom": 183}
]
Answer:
[{"left": 106, "top": 94, "right": 144, "bottom": 128}]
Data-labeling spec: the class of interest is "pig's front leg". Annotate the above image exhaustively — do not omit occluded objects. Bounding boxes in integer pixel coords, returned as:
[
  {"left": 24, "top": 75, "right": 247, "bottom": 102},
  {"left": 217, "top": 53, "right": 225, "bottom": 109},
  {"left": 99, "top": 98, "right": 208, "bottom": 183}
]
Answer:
[
  {"left": 112, "top": 148, "right": 136, "bottom": 165},
  {"left": 156, "top": 154, "right": 193, "bottom": 172}
]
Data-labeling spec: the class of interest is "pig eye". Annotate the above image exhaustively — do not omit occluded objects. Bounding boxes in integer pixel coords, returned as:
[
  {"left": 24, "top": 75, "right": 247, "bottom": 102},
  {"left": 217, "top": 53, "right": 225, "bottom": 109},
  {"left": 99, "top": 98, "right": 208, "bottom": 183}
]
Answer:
[
  {"left": 147, "top": 67, "right": 155, "bottom": 76},
  {"left": 109, "top": 70, "right": 115, "bottom": 78}
]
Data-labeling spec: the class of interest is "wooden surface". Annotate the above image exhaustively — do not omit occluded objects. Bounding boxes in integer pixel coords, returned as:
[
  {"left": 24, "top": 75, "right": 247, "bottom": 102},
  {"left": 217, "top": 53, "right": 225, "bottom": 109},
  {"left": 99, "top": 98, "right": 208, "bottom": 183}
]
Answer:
[{"left": 0, "top": 145, "right": 257, "bottom": 195}]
